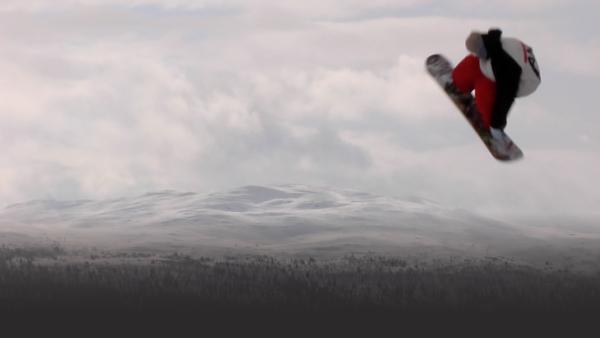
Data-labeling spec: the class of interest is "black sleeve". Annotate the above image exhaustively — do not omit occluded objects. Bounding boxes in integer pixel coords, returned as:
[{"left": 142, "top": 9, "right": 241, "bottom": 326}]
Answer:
[
  {"left": 481, "top": 29, "right": 522, "bottom": 130},
  {"left": 481, "top": 29, "right": 503, "bottom": 59}
]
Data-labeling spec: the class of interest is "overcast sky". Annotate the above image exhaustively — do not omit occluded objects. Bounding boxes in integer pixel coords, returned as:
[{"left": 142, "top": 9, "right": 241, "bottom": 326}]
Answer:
[{"left": 1, "top": 0, "right": 598, "bottom": 217}]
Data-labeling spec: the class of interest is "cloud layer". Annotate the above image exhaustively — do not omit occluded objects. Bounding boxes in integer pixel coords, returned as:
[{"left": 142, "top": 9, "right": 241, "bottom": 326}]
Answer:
[{"left": 1, "top": 1, "right": 598, "bottom": 216}]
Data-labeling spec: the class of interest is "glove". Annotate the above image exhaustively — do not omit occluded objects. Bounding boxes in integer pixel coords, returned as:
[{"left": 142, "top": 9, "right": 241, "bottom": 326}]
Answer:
[{"left": 466, "top": 32, "right": 488, "bottom": 59}]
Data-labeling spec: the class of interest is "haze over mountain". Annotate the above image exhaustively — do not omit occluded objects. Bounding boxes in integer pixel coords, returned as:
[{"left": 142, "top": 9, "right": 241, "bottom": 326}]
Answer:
[{"left": 1, "top": 185, "right": 599, "bottom": 270}]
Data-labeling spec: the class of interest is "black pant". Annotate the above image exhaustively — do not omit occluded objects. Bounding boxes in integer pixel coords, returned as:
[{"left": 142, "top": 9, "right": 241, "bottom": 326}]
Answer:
[{"left": 490, "top": 49, "right": 522, "bottom": 130}]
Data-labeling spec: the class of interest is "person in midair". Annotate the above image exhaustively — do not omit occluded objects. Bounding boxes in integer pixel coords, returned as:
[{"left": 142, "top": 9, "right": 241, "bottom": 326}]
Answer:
[{"left": 451, "top": 28, "right": 541, "bottom": 151}]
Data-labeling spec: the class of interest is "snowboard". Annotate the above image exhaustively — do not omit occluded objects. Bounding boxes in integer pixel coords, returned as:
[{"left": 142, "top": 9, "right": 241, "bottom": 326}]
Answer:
[{"left": 425, "top": 54, "right": 523, "bottom": 162}]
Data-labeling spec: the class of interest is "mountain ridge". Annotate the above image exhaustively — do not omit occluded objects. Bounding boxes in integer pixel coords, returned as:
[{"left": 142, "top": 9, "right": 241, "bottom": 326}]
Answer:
[{"left": 1, "top": 184, "right": 599, "bottom": 270}]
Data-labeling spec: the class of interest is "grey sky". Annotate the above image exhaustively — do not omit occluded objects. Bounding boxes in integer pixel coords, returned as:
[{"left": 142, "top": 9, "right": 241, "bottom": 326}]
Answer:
[{"left": 1, "top": 0, "right": 598, "bottom": 216}]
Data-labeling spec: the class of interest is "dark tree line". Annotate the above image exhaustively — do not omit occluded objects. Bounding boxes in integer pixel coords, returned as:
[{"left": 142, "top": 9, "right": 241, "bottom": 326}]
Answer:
[{"left": 1, "top": 246, "right": 600, "bottom": 314}]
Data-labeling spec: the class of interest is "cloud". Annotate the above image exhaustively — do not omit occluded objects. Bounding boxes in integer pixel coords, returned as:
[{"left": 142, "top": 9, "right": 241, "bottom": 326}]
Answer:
[
  {"left": 0, "top": 0, "right": 423, "bottom": 14},
  {"left": 0, "top": 1, "right": 598, "bottom": 217}
]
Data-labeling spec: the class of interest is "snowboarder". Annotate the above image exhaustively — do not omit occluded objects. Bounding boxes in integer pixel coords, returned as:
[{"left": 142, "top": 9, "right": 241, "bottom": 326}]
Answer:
[{"left": 451, "top": 28, "right": 541, "bottom": 152}]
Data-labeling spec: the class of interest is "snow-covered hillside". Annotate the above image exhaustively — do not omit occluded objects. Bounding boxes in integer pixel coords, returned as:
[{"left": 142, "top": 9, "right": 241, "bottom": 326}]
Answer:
[{"left": 1, "top": 185, "right": 599, "bottom": 267}]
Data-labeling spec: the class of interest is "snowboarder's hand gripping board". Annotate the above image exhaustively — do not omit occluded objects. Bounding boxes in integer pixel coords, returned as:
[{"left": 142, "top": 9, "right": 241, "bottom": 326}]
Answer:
[{"left": 425, "top": 54, "right": 523, "bottom": 162}]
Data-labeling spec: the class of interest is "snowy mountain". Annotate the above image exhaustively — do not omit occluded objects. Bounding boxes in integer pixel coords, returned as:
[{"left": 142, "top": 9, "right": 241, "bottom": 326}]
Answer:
[{"left": 1, "top": 185, "right": 599, "bottom": 267}]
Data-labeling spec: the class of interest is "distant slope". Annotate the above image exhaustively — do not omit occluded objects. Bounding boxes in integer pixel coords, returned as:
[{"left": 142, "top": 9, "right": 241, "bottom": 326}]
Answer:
[{"left": 1, "top": 185, "right": 599, "bottom": 268}]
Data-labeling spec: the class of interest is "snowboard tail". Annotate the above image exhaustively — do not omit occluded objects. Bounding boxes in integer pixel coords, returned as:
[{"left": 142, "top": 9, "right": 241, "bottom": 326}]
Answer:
[{"left": 425, "top": 54, "right": 523, "bottom": 162}]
